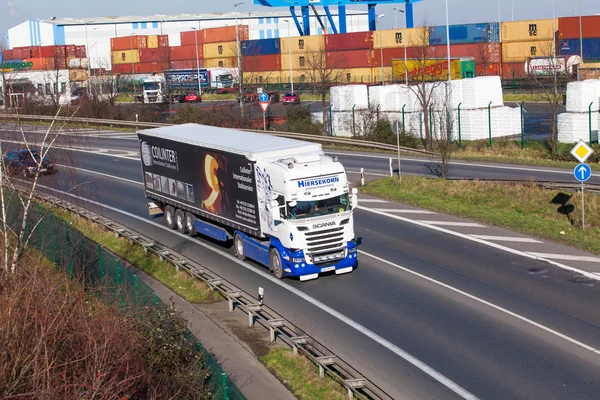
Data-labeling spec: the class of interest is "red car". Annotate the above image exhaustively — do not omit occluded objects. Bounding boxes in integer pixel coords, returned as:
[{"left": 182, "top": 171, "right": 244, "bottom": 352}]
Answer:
[
  {"left": 185, "top": 92, "right": 202, "bottom": 103},
  {"left": 282, "top": 92, "right": 300, "bottom": 105}
]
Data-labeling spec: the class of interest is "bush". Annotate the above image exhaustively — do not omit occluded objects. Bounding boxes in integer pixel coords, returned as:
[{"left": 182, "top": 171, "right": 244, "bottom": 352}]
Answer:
[
  {"left": 364, "top": 117, "right": 421, "bottom": 149},
  {"left": 280, "top": 105, "right": 322, "bottom": 135}
]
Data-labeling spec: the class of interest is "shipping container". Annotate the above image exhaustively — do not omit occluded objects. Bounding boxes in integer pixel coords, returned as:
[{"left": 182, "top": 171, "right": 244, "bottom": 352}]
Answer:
[
  {"left": 158, "top": 35, "right": 169, "bottom": 48},
  {"left": 111, "top": 50, "right": 140, "bottom": 65},
  {"left": 430, "top": 42, "right": 501, "bottom": 64},
  {"left": 69, "top": 70, "right": 89, "bottom": 82},
  {"left": 170, "top": 60, "right": 200, "bottom": 70},
  {"left": 181, "top": 30, "right": 201, "bottom": 46},
  {"left": 280, "top": 35, "right": 325, "bottom": 54},
  {"left": 558, "top": 16, "right": 600, "bottom": 39},
  {"left": 241, "top": 38, "right": 280, "bottom": 57},
  {"left": 501, "top": 19, "right": 557, "bottom": 42},
  {"left": 137, "top": 62, "right": 170, "bottom": 73},
  {"left": 139, "top": 47, "right": 170, "bottom": 62},
  {"left": 203, "top": 41, "right": 237, "bottom": 58},
  {"left": 281, "top": 52, "right": 322, "bottom": 71},
  {"left": 248, "top": 70, "right": 281, "bottom": 84},
  {"left": 373, "top": 67, "right": 394, "bottom": 83},
  {"left": 501, "top": 62, "right": 527, "bottom": 79},
  {"left": 169, "top": 45, "right": 202, "bottom": 61},
  {"left": 391, "top": 58, "right": 468, "bottom": 81},
  {"left": 22, "top": 58, "right": 41, "bottom": 70},
  {"left": 111, "top": 36, "right": 147, "bottom": 51},
  {"left": 476, "top": 63, "right": 501, "bottom": 77},
  {"left": 147, "top": 35, "right": 159, "bottom": 49},
  {"left": 2, "top": 49, "right": 13, "bottom": 59},
  {"left": 381, "top": 47, "right": 428, "bottom": 66},
  {"left": 75, "top": 45, "right": 87, "bottom": 58},
  {"left": 112, "top": 63, "right": 135, "bottom": 74},
  {"left": 40, "top": 45, "right": 65, "bottom": 58},
  {"left": 335, "top": 68, "right": 374, "bottom": 84},
  {"left": 429, "top": 23, "right": 500, "bottom": 45},
  {"left": 243, "top": 54, "right": 280, "bottom": 72},
  {"left": 326, "top": 50, "right": 376, "bottom": 69},
  {"left": 502, "top": 40, "right": 554, "bottom": 62},
  {"left": 204, "top": 58, "right": 237, "bottom": 68},
  {"left": 203, "top": 25, "right": 249, "bottom": 43},
  {"left": 12, "top": 47, "right": 32, "bottom": 59},
  {"left": 325, "top": 32, "right": 374, "bottom": 51},
  {"left": 68, "top": 58, "right": 90, "bottom": 70},
  {"left": 374, "top": 27, "right": 429, "bottom": 48},
  {"left": 578, "top": 62, "right": 600, "bottom": 79},
  {"left": 559, "top": 38, "right": 600, "bottom": 61},
  {"left": 65, "top": 45, "right": 77, "bottom": 57}
]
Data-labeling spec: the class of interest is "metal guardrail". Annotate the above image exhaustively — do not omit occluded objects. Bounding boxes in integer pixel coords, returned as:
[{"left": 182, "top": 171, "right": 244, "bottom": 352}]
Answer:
[
  {"left": 0, "top": 113, "right": 436, "bottom": 156},
  {"left": 31, "top": 189, "right": 393, "bottom": 400}
]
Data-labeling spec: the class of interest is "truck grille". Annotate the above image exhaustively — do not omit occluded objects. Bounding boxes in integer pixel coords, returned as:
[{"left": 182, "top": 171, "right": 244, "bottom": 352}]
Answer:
[
  {"left": 148, "top": 96, "right": 158, "bottom": 102},
  {"left": 305, "top": 227, "right": 346, "bottom": 264}
]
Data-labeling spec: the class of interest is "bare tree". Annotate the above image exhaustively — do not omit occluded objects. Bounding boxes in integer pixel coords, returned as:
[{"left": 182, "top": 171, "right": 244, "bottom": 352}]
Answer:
[
  {"left": 43, "top": 53, "right": 70, "bottom": 112},
  {"left": 430, "top": 93, "right": 456, "bottom": 178},
  {"left": 476, "top": 40, "right": 495, "bottom": 76},
  {"left": 92, "top": 58, "right": 119, "bottom": 105}
]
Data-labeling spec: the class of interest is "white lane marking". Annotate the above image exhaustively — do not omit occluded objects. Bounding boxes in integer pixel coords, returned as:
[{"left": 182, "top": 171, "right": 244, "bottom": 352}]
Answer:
[
  {"left": 346, "top": 169, "right": 388, "bottom": 177},
  {"left": 330, "top": 151, "right": 574, "bottom": 175},
  {"left": 375, "top": 208, "right": 436, "bottom": 215},
  {"left": 357, "top": 199, "right": 388, "bottom": 203},
  {"left": 416, "top": 221, "right": 485, "bottom": 228},
  {"left": 471, "top": 235, "right": 542, "bottom": 244},
  {"left": 56, "top": 164, "right": 143, "bottom": 186},
  {"left": 357, "top": 207, "right": 600, "bottom": 282},
  {"left": 360, "top": 250, "right": 600, "bottom": 356},
  {"left": 526, "top": 253, "right": 600, "bottom": 263},
  {"left": 35, "top": 183, "right": 479, "bottom": 400}
]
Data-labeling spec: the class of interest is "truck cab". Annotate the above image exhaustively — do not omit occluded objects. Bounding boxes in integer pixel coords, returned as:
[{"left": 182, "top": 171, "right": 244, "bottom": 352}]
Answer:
[{"left": 142, "top": 76, "right": 167, "bottom": 104}]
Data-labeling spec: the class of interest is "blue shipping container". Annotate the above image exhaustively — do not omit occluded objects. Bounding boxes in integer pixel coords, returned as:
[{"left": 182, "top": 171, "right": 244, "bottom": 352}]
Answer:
[
  {"left": 241, "top": 38, "right": 280, "bottom": 57},
  {"left": 429, "top": 23, "right": 500, "bottom": 45},
  {"left": 559, "top": 38, "right": 600, "bottom": 60}
]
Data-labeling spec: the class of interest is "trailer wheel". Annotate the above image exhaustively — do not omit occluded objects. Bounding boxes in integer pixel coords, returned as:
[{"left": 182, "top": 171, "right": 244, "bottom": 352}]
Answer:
[
  {"left": 234, "top": 233, "right": 246, "bottom": 261},
  {"left": 175, "top": 209, "right": 187, "bottom": 234},
  {"left": 185, "top": 212, "right": 197, "bottom": 236},
  {"left": 269, "top": 248, "right": 284, "bottom": 279},
  {"left": 164, "top": 206, "right": 176, "bottom": 229}
]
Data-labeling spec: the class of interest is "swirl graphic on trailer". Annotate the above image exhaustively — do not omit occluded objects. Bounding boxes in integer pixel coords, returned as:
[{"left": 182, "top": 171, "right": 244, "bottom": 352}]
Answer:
[{"left": 199, "top": 153, "right": 232, "bottom": 216}]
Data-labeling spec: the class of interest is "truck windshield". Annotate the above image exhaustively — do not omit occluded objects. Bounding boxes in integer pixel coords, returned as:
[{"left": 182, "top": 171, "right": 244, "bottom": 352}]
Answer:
[
  {"left": 143, "top": 82, "right": 160, "bottom": 91},
  {"left": 287, "top": 193, "right": 350, "bottom": 220}
]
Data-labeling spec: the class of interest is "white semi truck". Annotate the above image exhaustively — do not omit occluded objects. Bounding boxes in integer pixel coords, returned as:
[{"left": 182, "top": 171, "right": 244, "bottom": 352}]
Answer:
[{"left": 138, "top": 124, "right": 360, "bottom": 281}]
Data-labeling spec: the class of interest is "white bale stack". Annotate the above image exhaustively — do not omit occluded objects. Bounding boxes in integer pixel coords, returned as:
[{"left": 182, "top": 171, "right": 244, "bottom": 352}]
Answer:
[
  {"left": 330, "top": 85, "right": 369, "bottom": 112},
  {"left": 461, "top": 76, "right": 503, "bottom": 109},
  {"left": 565, "top": 80, "right": 600, "bottom": 113},
  {"left": 368, "top": 84, "right": 420, "bottom": 112},
  {"left": 558, "top": 80, "right": 600, "bottom": 143},
  {"left": 331, "top": 111, "right": 354, "bottom": 137}
]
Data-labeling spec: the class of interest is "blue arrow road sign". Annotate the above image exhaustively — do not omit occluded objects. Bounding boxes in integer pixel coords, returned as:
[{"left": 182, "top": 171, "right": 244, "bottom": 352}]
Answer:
[
  {"left": 259, "top": 92, "right": 269, "bottom": 103},
  {"left": 574, "top": 163, "right": 592, "bottom": 182}
]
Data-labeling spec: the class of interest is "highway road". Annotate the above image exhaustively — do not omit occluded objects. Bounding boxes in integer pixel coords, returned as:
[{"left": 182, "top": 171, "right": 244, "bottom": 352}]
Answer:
[{"left": 5, "top": 131, "right": 600, "bottom": 399}]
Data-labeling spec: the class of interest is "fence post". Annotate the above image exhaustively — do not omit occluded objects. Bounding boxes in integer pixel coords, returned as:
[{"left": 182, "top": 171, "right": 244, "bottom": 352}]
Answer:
[
  {"left": 402, "top": 104, "right": 406, "bottom": 133},
  {"left": 133, "top": 274, "right": 139, "bottom": 305},
  {"left": 66, "top": 222, "right": 73, "bottom": 276},
  {"left": 98, "top": 244, "right": 104, "bottom": 282},
  {"left": 222, "top": 373, "right": 229, "bottom": 400},
  {"left": 352, "top": 104, "right": 356, "bottom": 136},
  {"left": 589, "top": 102, "right": 595, "bottom": 145},
  {"left": 457, "top": 102, "right": 462, "bottom": 148},
  {"left": 520, "top": 101, "right": 525, "bottom": 150},
  {"left": 488, "top": 101, "right": 493, "bottom": 147},
  {"left": 328, "top": 105, "right": 333, "bottom": 136}
]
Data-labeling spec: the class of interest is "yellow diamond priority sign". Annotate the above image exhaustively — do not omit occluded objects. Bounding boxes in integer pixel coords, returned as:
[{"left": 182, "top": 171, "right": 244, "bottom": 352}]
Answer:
[{"left": 570, "top": 140, "right": 594, "bottom": 164}]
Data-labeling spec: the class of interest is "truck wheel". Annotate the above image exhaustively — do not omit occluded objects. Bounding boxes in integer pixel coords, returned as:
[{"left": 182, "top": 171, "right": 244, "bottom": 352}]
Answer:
[
  {"left": 175, "top": 209, "right": 187, "bottom": 234},
  {"left": 269, "top": 248, "right": 284, "bottom": 279},
  {"left": 185, "top": 212, "right": 197, "bottom": 236},
  {"left": 234, "top": 233, "right": 246, "bottom": 261},
  {"left": 164, "top": 206, "right": 176, "bottom": 229}
]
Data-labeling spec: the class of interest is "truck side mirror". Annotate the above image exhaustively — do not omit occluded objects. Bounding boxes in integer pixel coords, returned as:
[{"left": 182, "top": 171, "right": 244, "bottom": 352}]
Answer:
[
  {"left": 350, "top": 188, "right": 358, "bottom": 209},
  {"left": 270, "top": 200, "right": 281, "bottom": 222}
]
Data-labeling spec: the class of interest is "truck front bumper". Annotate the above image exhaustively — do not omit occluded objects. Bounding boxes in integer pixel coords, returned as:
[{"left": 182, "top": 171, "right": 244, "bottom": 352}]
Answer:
[{"left": 281, "top": 241, "right": 358, "bottom": 280}]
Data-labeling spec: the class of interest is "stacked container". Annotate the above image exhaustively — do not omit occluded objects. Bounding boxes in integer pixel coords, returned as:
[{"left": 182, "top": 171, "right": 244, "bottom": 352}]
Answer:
[
  {"left": 373, "top": 27, "right": 428, "bottom": 81},
  {"left": 558, "top": 16, "right": 600, "bottom": 62},
  {"left": 325, "top": 32, "right": 375, "bottom": 83},
  {"left": 280, "top": 35, "right": 324, "bottom": 84},
  {"left": 501, "top": 19, "right": 557, "bottom": 79},
  {"left": 110, "top": 34, "right": 170, "bottom": 73},
  {"left": 201, "top": 26, "right": 248, "bottom": 70}
]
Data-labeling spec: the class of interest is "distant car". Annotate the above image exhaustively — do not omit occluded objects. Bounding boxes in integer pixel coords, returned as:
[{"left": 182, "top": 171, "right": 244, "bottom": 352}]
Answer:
[
  {"left": 4, "top": 150, "right": 55, "bottom": 178},
  {"left": 282, "top": 92, "right": 300, "bottom": 105},
  {"left": 185, "top": 92, "right": 202, "bottom": 103}
]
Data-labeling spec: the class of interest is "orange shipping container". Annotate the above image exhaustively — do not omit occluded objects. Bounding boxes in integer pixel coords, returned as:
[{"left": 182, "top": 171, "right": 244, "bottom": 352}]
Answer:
[
  {"left": 476, "top": 63, "right": 501, "bottom": 77},
  {"left": 158, "top": 35, "right": 169, "bottom": 48},
  {"left": 203, "top": 25, "right": 249, "bottom": 43},
  {"left": 326, "top": 50, "right": 376, "bottom": 69},
  {"left": 558, "top": 16, "right": 600, "bottom": 39},
  {"left": 429, "top": 43, "right": 501, "bottom": 64},
  {"left": 137, "top": 62, "right": 170, "bottom": 73},
  {"left": 23, "top": 58, "right": 41, "bottom": 70},
  {"left": 169, "top": 45, "right": 202, "bottom": 61},
  {"left": 502, "top": 62, "right": 527, "bottom": 79},
  {"left": 111, "top": 36, "right": 148, "bottom": 51},
  {"left": 242, "top": 54, "right": 280, "bottom": 72},
  {"left": 181, "top": 31, "right": 203, "bottom": 47}
]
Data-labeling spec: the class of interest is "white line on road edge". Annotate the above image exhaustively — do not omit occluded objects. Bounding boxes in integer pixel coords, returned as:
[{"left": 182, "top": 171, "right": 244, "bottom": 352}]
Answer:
[
  {"left": 359, "top": 250, "right": 600, "bottom": 356},
  {"left": 356, "top": 199, "right": 388, "bottom": 203},
  {"left": 375, "top": 209, "right": 436, "bottom": 214},
  {"left": 35, "top": 183, "right": 479, "bottom": 400},
  {"left": 526, "top": 253, "right": 600, "bottom": 263},
  {"left": 56, "top": 164, "right": 143, "bottom": 186},
  {"left": 470, "top": 235, "right": 543, "bottom": 244},
  {"left": 358, "top": 207, "right": 600, "bottom": 282},
  {"left": 415, "top": 221, "right": 485, "bottom": 227}
]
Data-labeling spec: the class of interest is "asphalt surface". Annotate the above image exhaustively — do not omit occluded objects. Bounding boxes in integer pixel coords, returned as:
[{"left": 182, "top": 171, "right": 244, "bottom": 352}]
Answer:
[{"left": 10, "top": 136, "right": 600, "bottom": 399}]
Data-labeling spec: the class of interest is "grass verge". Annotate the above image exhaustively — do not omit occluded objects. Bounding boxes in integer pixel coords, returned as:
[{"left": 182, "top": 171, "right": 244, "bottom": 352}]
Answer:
[
  {"left": 360, "top": 176, "right": 600, "bottom": 255},
  {"left": 503, "top": 93, "right": 548, "bottom": 102},
  {"left": 262, "top": 348, "right": 347, "bottom": 400},
  {"left": 49, "top": 207, "right": 221, "bottom": 304}
]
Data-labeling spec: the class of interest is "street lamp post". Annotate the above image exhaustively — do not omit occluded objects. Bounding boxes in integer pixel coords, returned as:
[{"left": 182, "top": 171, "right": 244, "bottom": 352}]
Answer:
[
  {"left": 445, "top": 0, "right": 451, "bottom": 82},
  {"left": 234, "top": 2, "right": 245, "bottom": 117},
  {"left": 579, "top": 0, "right": 583, "bottom": 61},
  {"left": 282, "top": 19, "right": 293, "bottom": 92},
  {"left": 130, "top": 34, "right": 136, "bottom": 98},
  {"left": 377, "top": 14, "right": 385, "bottom": 85},
  {"left": 510, "top": 0, "right": 514, "bottom": 21},
  {"left": 85, "top": 23, "right": 93, "bottom": 98},
  {"left": 192, "top": 27, "right": 202, "bottom": 96}
]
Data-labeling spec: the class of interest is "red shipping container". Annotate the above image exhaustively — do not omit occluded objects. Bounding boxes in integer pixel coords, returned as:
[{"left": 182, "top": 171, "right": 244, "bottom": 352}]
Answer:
[
  {"left": 31, "top": 47, "right": 40, "bottom": 58},
  {"left": 476, "top": 63, "right": 501, "bottom": 77},
  {"left": 111, "top": 36, "right": 147, "bottom": 51},
  {"left": 139, "top": 47, "right": 170, "bottom": 62},
  {"left": 170, "top": 60, "right": 203, "bottom": 69},
  {"left": 326, "top": 50, "right": 376, "bottom": 69},
  {"left": 12, "top": 47, "right": 32, "bottom": 59},
  {"left": 169, "top": 45, "right": 202, "bottom": 61},
  {"left": 203, "top": 25, "right": 249, "bottom": 44},
  {"left": 558, "top": 16, "right": 600, "bottom": 39},
  {"left": 181, "top": 31, "right": 203, "bottom": 47},
  {"left": 325, "top": 32, "right": 374, "bottom": 51},
  {"left": 23, "top": 58, "right": 41, "bottom": 70},
  {"left": 381, "top": 47, "right": 429, "bottom": 66},
  {"left": 75, "top": 45, "right": 87, "bottom": 58},
  {"left": 3, "top": 49, "right": 13, "bottom": 59},
  {"left": 243, "top": 54, "right": 280, "bottom": 72},
  {"left": 39, "top": 45, "right": 66, "bottom": 58},
  {"left": 502, "top": 62, "right": 527, "bottom": 79},
  {"left": 65, "top": 45, "right": 77, "bottom": 57},
  {"left": 40, "top": 57, "right": 55, "bottom": 70},
  {"left": 112, "top": 63, "right": 135, "bottom": 74},
  {"left": 430, "top": 43, "right": 501, "bottom": 64},
  {"left": 136, "top": 62, "right": 169, "bottom": 73},
  {"left": 158, "top": 35, "right": 169, "bottom": 48}
]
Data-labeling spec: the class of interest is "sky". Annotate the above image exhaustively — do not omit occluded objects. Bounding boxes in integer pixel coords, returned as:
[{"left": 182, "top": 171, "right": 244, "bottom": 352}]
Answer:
[{"left": 2, "top": 0, "right": 598, "bottom": 38}]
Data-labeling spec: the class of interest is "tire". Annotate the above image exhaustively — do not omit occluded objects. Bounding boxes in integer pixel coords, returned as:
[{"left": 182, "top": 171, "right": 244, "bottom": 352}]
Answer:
[
  {"left": 164, "top": 205, "right": 176, "bottom": 229},
  {"left": 234, "top": 233, "right": 246, "bottom": 261},
  {"left": 269, "top": 248, "right": 284, "bottom": 279},
  {"left": 185, "top": 212, "right": 197, "bottom": 236},
  {"left": 175, "top": 209, "right": 187, "bottom": 234}
]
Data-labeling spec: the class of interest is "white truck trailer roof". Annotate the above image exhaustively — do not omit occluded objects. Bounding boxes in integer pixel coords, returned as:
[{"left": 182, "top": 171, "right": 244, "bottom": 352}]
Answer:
[{"left": 139, "top": 123, "right": 322, "bottom": 161}]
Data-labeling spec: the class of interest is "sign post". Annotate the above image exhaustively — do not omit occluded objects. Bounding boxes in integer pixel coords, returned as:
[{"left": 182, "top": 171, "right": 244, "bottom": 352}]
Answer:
[
  {"left": 259, "top": 92, "right": 270, "bottom": 131},
  {"left": 570, "top": 140, "right": 594, "bottom": 229}
]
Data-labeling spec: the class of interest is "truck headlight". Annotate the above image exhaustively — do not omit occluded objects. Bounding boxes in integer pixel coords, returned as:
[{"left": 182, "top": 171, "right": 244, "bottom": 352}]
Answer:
[{"left": 348, "top": 247, "right": 357, "bottom": 253}]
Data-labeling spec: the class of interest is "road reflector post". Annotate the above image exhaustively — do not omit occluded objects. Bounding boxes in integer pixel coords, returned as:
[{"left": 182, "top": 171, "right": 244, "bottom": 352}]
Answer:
[
  {"left": 389, "top": 158, "right": 393, "bottom": 177},
  {"left": 360, "top": 168, "right": 365, "bottom": 187}
]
